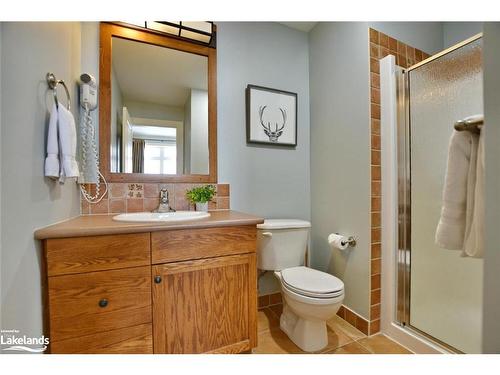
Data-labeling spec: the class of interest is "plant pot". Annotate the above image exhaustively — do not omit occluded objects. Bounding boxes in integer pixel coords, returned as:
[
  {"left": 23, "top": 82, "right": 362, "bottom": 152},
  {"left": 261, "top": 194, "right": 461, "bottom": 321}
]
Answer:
[{"left": 195, "top": 202, "right": 209, "bottom": 212}]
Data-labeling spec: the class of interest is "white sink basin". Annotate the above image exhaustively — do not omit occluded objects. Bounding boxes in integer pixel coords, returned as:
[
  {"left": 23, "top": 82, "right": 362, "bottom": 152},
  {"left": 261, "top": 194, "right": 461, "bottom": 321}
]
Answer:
[{"left": 113, "top": 211, "right": 210, "bottom": 222}]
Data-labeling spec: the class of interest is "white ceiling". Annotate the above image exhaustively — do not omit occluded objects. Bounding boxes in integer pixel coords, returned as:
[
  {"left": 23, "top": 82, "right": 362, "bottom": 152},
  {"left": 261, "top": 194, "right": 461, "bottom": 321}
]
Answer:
[
  {"left": 112, "top": 37, "right": 208, "bottom": 107},
  {"left": 280, "top": 22, "right": 318, "bottom": 32},
  {"left": 132, "top": 125, "right": 176, "bottom": 139}
]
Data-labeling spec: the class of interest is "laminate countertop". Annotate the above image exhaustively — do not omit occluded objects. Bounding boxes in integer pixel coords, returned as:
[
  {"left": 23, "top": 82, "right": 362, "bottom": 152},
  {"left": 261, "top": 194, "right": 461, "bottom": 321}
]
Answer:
[{"left": 34, "top": 210, "right": 264, "bottom": 240}]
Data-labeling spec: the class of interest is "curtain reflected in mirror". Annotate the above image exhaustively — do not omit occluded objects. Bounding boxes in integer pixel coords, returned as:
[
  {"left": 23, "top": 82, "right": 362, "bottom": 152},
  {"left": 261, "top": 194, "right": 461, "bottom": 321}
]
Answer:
[
  {"left": 110, "top": 36, "right": 209, "bottom": 175},
  {"left": 132, "top": 139, "right": 145, "bottom": 173}
]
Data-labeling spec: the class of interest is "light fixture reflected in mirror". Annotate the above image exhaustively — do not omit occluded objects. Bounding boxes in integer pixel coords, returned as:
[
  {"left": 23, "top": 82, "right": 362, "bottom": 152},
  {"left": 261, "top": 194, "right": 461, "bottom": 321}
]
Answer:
[{"left": 122, "top": 21, "right": 215, "bottom": 46}]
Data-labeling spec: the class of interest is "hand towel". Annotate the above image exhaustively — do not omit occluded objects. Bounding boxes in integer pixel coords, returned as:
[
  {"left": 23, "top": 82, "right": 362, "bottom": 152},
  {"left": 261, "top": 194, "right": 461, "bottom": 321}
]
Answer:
[
  {"left": 462, "top": 129, "right": 479, "bottom": 254},
  {"left": 44, "top": 103, "right": 59, "bottom": 179},
  {"left": 464, "top": 129, "right": 484, "bottom": 258},
  {"left": 57, "top": 104, "right": 79, "bottom": 180},
  {"left": 435, "top": 130, "right": 479, "bottom": 251}
]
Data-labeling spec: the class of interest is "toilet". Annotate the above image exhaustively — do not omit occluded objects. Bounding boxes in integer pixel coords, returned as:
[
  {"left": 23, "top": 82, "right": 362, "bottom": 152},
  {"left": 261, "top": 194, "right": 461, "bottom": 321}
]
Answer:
[{"left": 257, "top": 219, "right": 344, "bottom": 352}]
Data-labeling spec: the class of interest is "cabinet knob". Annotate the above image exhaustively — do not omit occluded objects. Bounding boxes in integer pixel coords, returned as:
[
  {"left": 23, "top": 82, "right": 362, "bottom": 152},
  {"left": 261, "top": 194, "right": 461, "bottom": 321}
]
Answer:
[
  {"left": 98, "top": 299, "right": 108, "bottom": 308},
  {"left": 154, "top": 276, "right": 162, "bottom": 284}
]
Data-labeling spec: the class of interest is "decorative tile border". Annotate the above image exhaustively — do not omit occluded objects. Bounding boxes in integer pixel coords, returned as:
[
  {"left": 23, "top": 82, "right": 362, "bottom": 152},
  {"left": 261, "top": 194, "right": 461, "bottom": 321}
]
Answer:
[
  {"left": 368, "top": 28, "right": 430, "bottom": 335},
  {"left": 81, "top": 183, "right": 230, "bottom": 215}
]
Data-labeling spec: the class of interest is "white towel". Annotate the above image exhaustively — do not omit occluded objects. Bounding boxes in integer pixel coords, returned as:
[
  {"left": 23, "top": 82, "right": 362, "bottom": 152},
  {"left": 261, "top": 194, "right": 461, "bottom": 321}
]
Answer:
[
  {"left": 57, "top": 104, "right": 79, "bottom": 179},
  {"left": 464, "top": 129, "right": 484, "bottom": 258},
  {"left": 44, "top": 103, "right": 59, "bottom": 179},
  {"left": 44, "top": 103, "right": 79, "bottom": 183},
  {"left": 435, "top": 130, "right": 479, "bottom": 252}
]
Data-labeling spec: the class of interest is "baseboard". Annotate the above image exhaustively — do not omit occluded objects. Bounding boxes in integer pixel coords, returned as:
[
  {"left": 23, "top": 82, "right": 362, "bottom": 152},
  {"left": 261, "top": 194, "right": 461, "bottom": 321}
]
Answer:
[
  {"left": 258, "top": 292, "right": 282, "bottom": 309},
  {"left": 337, "top": 305, "right": 372, "bottom": 336}
]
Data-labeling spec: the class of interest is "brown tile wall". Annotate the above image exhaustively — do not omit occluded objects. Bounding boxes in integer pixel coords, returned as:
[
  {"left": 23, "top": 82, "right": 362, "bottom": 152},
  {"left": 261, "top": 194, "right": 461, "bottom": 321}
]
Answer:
[
  {"left": 81, "top": 183, "right": 230, "bottom": 215},
  {"left": 368, "top": 28, "right": 430, "bottom": 335}
]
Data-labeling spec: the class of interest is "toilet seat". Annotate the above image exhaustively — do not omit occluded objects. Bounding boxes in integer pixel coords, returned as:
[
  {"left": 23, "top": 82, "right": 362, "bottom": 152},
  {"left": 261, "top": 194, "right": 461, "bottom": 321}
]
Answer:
[{"left": 277, "top": 266, "right": 344, "bottom": 300}]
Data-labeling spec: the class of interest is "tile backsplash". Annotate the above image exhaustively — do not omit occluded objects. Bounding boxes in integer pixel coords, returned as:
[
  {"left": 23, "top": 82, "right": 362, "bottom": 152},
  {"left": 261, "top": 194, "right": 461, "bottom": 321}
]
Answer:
[{"left": 81, "top": 183, "right": 230, "bottom": 215}]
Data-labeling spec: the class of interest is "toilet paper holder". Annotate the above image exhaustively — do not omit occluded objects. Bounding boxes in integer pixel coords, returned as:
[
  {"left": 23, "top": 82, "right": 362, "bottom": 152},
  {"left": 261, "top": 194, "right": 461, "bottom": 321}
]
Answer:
[
  {"left": 343, "top": 236, "right": 357, "bottom": 247},
  {"left": 337, "top": 234, "right": 357, "bottom": 248}
]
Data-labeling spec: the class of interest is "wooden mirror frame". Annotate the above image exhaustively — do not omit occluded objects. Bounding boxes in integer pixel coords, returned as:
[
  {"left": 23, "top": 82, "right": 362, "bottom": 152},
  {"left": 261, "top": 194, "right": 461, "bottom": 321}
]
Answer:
[{"left": 99, "top": 22, "right": 217, "bottom": 183}]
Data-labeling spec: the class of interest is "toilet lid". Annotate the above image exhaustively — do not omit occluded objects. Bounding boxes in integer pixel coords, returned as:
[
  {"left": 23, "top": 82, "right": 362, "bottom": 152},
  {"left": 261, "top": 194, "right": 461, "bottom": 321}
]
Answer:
[
  {"left": 281, "top": 266, "right": 344, "bottom": 298},
  {"left": 257, "top": 219, "right": 311, "bottom": 230}
]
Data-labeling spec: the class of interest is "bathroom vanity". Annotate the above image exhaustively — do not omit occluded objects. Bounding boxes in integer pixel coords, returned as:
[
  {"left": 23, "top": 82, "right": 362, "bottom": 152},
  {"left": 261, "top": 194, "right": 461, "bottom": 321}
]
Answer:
[{"left": 35, "top": 211, "right": 263, "bottom": 354}]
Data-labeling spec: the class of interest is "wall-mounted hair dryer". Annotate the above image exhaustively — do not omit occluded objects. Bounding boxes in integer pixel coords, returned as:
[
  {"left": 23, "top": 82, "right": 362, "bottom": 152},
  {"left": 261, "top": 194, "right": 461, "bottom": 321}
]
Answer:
[
  {"left": 79, "top": 72, "right": 107, "bottom": 202},
  {"left": 80, "top": 73, "right": 97, "bottom": 111}
]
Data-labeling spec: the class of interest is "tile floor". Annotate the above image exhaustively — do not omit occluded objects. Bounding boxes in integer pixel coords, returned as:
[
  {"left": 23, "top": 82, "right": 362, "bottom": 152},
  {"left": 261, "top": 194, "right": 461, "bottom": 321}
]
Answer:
[{"left": 254, "top": 306, "right": 412, "bottom": 354}]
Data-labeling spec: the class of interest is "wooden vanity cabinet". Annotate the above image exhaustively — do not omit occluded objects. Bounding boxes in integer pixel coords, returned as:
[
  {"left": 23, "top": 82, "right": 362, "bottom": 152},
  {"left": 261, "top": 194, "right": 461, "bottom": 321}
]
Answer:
[
  {"left": 43, "top": 225, "right": 257, "bottom": 354},
  {"left": 152, "top": 254, "right": 257, "bottom": 353},
  {"left": 151, "top": 225, "right": 257, "bottom": 354}
]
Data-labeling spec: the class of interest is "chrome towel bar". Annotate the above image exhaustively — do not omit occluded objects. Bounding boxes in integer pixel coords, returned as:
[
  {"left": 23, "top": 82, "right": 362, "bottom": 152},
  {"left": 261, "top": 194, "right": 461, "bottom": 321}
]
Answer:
[{"left": 454, "top": 115, "right": 483, "bottom": 133}]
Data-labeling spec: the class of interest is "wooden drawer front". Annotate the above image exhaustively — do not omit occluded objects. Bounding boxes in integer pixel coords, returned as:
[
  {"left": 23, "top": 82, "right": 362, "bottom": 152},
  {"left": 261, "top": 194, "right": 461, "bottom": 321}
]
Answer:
[
  {"left": 152, "top": 225, "right": 256, "bottom": 264},
  {"left": 50, "top": 324, "right": 153, "bottom": 354},
  {"left": 45, "top": 233, "right": 150, "bottom": 276},
  {"left": 48, "top": 266, "right": 152, "bottom": 342},
  {"left": 152, "top": 253, "right": 257, "bottom": 353}
]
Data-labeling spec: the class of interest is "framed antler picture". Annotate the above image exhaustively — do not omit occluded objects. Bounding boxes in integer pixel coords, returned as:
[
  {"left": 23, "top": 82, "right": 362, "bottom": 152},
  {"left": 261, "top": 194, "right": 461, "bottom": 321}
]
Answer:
[{"left": 246, "top": 84, "right": 297, "bottom": 147}]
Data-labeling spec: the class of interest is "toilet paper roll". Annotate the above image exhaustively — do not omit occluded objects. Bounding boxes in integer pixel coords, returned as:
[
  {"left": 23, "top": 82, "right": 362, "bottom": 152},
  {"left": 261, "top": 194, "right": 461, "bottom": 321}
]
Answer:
[{"left": 328, "top": 233, "right": 349, "bottom": 251}]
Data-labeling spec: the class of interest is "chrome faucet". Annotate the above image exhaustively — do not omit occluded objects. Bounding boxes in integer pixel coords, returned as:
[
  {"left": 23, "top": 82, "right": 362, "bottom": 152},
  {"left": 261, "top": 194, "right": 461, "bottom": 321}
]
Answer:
[{"left": 155, "top": 188, "right": 175, "bottom": 213}]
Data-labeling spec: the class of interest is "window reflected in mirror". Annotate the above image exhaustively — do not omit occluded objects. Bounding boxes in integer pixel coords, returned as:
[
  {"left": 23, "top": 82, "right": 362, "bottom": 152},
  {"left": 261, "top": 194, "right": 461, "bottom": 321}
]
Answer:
[{"left": 110, "top": 36, "right": 209, "bottom": 175}]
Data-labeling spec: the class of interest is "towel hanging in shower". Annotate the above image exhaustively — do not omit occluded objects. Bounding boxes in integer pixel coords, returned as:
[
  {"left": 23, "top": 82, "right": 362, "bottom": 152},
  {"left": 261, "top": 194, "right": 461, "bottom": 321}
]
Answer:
[
  {"left": 435, "top": 129, "right": 483, "bottom": 258},
  {"left": 463, "top": 130, "right": 484, "bottom": 258},
  {"left": 435, "top": 130, "right": 478, "bottom": 253}
]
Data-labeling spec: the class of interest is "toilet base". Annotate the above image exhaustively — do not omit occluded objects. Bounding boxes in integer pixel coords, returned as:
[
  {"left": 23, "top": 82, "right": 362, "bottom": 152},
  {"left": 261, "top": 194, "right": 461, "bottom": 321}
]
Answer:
[{"left": 280, "top": 304, "right": 328, "bottom": 352}]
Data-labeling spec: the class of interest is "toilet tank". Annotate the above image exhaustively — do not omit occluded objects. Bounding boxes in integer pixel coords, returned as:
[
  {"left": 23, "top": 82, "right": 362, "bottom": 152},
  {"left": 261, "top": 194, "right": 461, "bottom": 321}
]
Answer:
[{"left": 257, "top": 219, "right": 311, "bottom": 271}]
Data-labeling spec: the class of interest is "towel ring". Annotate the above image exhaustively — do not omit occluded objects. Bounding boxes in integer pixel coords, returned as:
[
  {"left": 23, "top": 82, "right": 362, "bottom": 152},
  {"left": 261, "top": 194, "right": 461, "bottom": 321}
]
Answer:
[{"left": 46, "top": 72, "right": 71, "bottom": 111}]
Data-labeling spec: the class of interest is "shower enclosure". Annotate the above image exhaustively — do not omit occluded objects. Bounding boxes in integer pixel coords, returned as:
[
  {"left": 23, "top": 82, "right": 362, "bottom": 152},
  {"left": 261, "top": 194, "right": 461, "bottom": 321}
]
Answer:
[{"left": 394, "top": 35, "right": 483, "bottom": 353}]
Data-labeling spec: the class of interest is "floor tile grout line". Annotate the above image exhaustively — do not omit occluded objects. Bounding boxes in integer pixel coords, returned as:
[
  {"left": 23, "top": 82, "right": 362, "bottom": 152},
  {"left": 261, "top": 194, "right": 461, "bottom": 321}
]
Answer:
[
  {"left": 319, "top": 337, "right": 356, "bottom": 354},
  {"left": 355, "top": 333, "right": 414, "bottom": 354},
  {"left": 354, "top": 338, "right": 377, "bottom": 354},
  {"left": 322, "top": 341, "right": 370, "bottom": 354},
  {"left": 376, "top": 334, "right": 415, "bottom": 354}
]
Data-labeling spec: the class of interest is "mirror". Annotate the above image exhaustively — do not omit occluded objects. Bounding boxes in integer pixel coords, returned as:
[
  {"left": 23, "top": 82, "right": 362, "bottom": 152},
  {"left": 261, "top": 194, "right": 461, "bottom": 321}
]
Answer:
[
  {"left": 111, "top": 37, "right": 208, "bottom": 175},
  {"left": 100, "top": 23, "right": 217, "bottom": 183}
]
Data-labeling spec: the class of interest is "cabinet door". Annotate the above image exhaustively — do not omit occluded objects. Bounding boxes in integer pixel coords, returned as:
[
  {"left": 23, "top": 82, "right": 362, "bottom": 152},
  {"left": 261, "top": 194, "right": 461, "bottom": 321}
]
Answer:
[
  {"left": 48, "top": 266, "right": 153, "bottom": 354},
  {"left": 152, "top": 253, "right": 257, "bottom": 353}
]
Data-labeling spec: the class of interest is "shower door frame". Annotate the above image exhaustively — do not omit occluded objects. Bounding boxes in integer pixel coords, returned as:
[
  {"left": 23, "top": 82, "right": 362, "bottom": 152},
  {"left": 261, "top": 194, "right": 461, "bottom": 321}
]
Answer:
[{"left": 395, "top": 33, "right": 483, "bottom": 354}]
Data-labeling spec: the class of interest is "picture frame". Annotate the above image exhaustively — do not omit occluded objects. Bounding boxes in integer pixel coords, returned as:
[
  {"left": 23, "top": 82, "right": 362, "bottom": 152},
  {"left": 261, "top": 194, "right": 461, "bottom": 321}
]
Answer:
[{"left": 246, "top": 84, "right": 298, "bottom": 147}]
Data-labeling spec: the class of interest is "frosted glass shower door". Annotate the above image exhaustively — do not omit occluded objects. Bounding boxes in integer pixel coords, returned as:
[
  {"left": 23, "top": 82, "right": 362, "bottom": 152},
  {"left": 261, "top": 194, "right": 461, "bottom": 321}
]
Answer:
[{"left": 408, "top": 38, "right": 483, "bottom": 353}]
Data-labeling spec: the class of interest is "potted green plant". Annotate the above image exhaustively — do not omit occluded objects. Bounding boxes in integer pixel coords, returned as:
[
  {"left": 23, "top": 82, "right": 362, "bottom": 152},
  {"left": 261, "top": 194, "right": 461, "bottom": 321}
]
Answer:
[{"left": 185, "top": 185, "right": 217, "bottom": 212}]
